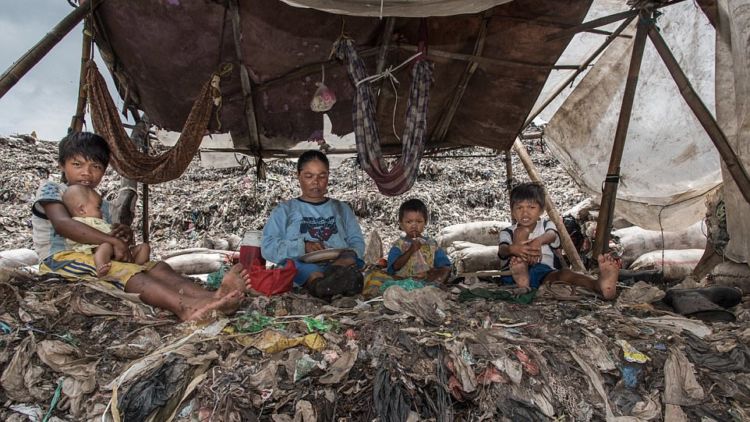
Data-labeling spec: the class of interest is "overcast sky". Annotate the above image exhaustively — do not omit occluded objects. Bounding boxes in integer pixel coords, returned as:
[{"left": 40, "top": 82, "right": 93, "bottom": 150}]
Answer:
[{"left": 0, "top": 1, "right": 121, "bottom": 141}]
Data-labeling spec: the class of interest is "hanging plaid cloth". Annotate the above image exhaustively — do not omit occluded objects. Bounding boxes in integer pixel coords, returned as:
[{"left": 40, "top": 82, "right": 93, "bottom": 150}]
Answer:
[{"left": 333, "top": 37, "right": 433, "bottom": 196}]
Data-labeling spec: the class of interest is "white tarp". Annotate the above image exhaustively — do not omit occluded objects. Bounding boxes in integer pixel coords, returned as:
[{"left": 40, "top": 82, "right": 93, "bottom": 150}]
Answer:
[
  {"left": 544, "top": 2, "right": 721, "bottom": 230},
  {"left": 279, "top": 0, "right": 511, "bottom": 17},
  {"left": 716, "top": 0, "right": 750, "bottom": 264}
]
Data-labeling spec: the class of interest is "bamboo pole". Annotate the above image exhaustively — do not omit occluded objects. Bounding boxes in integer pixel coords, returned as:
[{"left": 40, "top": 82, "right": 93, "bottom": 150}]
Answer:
[
  {"left": 0, "top": 0, "right": 98, "bottom": 99},
  {"left": 523, "top": 15, "right": 635, "bottom": 129},
  {"left": 513, "top": 138, "right": 586, "bottom": 272},
  {"left": 647, "top": 24, "right": 750, "bottom": 206},
  {"left": 545, "top": 9, "right": 637, "bottom": 41},
  {"left": 592, "top": 14, "right": 649, "bottom": 259},
  {"left": 70, "top": 18, "right": 93, "bottom": 132},
  {"left": 432, "top": 10, "right": 492, "bottom": 143}
]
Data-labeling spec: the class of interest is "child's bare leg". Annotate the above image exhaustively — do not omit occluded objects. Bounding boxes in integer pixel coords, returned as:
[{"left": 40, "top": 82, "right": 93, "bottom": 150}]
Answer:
[
  {"left": 125, "top": 272, "right": 243, "bottom": 321},
  {"left": 216, "top": 264, "right": 251, "bottom": 295},
  {"left": 131, "top": 242, "right": 151, "bottom": 265},
  {"left": 545, "top": 254, "right": 618, "bottom": 300},
  {"left": 510, "top": 256, "right": 531, "bottom": 289},
  {"left": 596, "top": 254, "right": 619, "bottom": 300},
  {"left": 148, "top": 262, "right": 248, "bottom": 298},
  {"left": 93, "top": 243, "right": 113, "bottom": 276}
]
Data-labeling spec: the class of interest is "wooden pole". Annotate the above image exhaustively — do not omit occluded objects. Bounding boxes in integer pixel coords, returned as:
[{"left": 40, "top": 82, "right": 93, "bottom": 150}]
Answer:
[
  {"left": 513, "top": 138, "right": 586, "bottom": 272},
  {"left": 504, "top": 149, "right": 513, "bottom": 197},
  {"left": 523, "top": 15, "right": 635, "bottom": 129},
  {"left": 70, "top": 18, "right": 93, "bottom": 132},
  {"left": 592, "top": 14, "right": 649, "bottom": 259},
  {"left": 432, "top": 10, "right": 492, "bottom": 143},
  {"left": 0, "top": 0, "right": 98, "bottom": 99},
  {"left": 111, "top": 116, "right": 149, "bottom": 227},
  {"left": 647, "top": 24, "right": 750, "bottom": 206},
  {"left": 228, "top": 0, "right": 261, "bottom": 154}
]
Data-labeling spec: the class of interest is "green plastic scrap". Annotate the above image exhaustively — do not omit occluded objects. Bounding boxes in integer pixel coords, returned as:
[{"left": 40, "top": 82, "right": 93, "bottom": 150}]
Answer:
[
  {"left": 206, "top": 264, "right": 230, "bottom": 290},
  {"left": 294, "top": 354, "right": 318, "bottom": 382},
  {"left": 42, "top": 379, "right": 63, "bottom": 422},
  {"left": 303, "top": 316, "right": 335, "bottom": 333},
  {"left": 379, "top": 278, "right": 426, "bottom": 293},
  {"left": 235, "top": 311, "right": 279, "bottom": 333}
]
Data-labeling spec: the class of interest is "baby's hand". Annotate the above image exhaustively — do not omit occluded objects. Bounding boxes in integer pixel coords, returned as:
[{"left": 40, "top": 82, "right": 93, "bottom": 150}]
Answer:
[{"left": 110, "top": 224, "right": 133, "bottom": 244}]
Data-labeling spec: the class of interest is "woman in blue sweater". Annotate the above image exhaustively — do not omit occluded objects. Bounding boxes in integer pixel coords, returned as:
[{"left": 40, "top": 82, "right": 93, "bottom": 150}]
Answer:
[{"left": 261, "top": 151, "right": 365, "bottom": 300}]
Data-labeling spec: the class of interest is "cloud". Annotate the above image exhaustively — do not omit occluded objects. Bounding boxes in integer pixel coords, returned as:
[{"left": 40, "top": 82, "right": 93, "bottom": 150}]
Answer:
[{"left": 0, "top": 1, "right": 122, "bottom": 141}]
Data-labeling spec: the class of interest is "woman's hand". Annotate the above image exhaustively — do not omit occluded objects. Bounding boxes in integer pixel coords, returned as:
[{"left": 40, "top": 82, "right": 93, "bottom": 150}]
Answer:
[{"left": 305, "top": 241, "right": 326, "bottom": 253}]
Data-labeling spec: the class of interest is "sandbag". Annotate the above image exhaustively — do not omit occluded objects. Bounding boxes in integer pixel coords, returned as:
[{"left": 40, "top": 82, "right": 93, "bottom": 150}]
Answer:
[
  {"left": 629, "top": 249, "right": 704, "bottom": 282},
  {"left": 710, "top": 261, "right": 750, "bottom": 294},
  {"left": 614, "top": 222, "right": 707, "bottom": 267},
  {"left": 450, "top": 245, "right": 502, "bottom": 273},
  {"left": 163, "top": 253, "right": 228, "bottom": 275},
  {"left": 448, "top": 241, "right": 486, "bottom": 253},
  {"left": 0, "top": 249, "right": 39, "bottom": 269},
  {"left": 436, "top": 221, "right": 510, "bottom": 248}
]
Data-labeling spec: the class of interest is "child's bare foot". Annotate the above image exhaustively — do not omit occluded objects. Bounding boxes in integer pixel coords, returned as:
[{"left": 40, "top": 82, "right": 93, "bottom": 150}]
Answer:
[
  {"left": 96, "top": 262, "right": 112, "bottom": 277},
  {"left": 217, "top": 264, "right": 250, "bottom": 296},
  {"left": 597, "top": 254, "right": 619, "bottom": 300},
  {"left": 184, "top": 290, "right": 243, "bottom": 321}
]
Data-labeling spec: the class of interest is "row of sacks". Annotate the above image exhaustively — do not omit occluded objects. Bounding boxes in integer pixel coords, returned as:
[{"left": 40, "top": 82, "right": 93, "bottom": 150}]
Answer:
[{"left": 441, "top": 219, "right": 708, "bottom": 281}]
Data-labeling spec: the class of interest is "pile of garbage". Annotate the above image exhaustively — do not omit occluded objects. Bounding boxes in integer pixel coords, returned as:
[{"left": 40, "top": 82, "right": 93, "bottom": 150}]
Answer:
[{"left": 1, "top": 263, "right": 748, "bottom": 421}]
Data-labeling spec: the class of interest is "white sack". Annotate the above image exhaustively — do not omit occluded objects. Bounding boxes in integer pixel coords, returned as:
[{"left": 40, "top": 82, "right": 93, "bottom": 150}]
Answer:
[
  {"left": 629, "top": 249, "right": 704, "bottom": 281},
  {"left": 450, "top": 245, "right": 502, "bottom": 273},
  {"left": 164, "top": 253, "right": 226, "bottom": 275},
  {"left": 0, "top": 249, "right": 39, "bottom": 269},
  {"left": 437, "top": 221, "right": 510, "bottom": 248},
  {"left": 614, "top": 221, "right": 707, "bottom": 267}
]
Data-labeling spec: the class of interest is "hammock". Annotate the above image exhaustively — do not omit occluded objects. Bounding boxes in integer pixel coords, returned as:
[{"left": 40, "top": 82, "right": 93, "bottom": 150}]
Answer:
[
  {"left": 85, "top": 60, "right": 216, "bottom": 184},
  {"left": 333, "top": 38, "right": 433, "bottom": 196}
]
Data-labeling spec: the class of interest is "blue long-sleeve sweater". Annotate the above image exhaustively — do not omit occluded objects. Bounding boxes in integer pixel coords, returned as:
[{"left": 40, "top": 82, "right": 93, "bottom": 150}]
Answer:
[{"left": 261, "top": 198, "right": 365, "bottom": 264}]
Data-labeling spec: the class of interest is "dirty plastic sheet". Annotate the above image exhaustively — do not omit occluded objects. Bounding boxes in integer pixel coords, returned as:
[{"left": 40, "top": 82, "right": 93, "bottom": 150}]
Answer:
[
  {"left": 279, "top": 0, "right": 512, "bottom": 17},
  {"left": 716, "top": 0, "right": 750, "bottom": 263},
  {"left": 664, "top": 346, "right": 705, "bottom": 406},
  {"left": 545, "top": 2, "right": 720, "bottom": 230}
]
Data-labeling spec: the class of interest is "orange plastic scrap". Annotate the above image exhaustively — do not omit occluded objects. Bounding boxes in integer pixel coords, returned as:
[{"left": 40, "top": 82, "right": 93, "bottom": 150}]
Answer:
[{"left": 514, "top": 348, "right": 540, "bottom": 376}]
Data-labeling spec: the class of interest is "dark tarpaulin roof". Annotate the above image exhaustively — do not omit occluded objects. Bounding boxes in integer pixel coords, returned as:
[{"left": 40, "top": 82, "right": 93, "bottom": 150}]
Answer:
[{"left": 92, "top": 0, "right": 592, "bottom": 155}]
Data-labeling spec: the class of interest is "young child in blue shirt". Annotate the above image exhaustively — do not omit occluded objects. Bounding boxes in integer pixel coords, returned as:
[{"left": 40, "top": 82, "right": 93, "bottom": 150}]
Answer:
[
  {"left": 498, "top": 182, "right": 618, "bottom": 299},
  {"left": 387, "top": 198, "right": 451, "bottom": 283}
]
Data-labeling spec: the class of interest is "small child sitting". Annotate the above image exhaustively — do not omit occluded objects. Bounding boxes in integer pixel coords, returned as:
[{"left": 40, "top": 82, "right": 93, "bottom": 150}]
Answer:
[
  {"left": 61, "top": 184, "right": 150, "bottom": 276},
  {"left": 387, "top": 199, "right": 451, "bottom": 283},
  {"left": 498, "top": 183, "right": 618, "bottom": 299}
]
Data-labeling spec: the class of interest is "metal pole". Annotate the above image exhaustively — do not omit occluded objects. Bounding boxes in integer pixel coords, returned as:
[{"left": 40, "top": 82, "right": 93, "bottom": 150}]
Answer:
[
  {"left": 0, "top": 0, "right": 98, "bottom": 99},
  {"left": 592, "top": 13, "right": 649, "bottom": 259}
]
